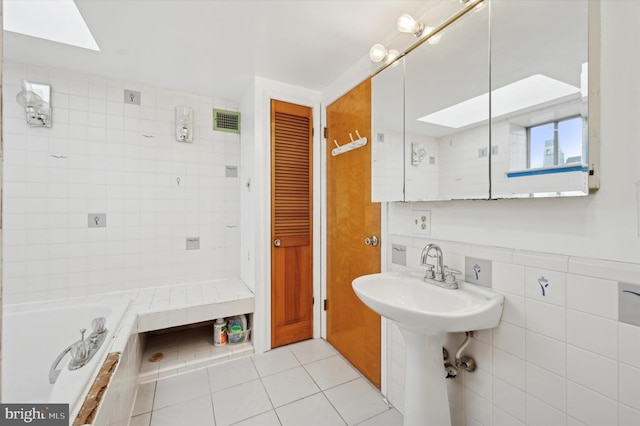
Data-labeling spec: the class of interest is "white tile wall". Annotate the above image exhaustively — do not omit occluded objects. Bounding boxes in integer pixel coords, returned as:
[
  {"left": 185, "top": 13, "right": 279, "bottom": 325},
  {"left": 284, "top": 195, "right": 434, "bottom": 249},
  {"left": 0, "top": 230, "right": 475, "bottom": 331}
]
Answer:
[
  {"left": 2, "top": 61, "right": 241, "bottom": 304},
  {"left": 386, "top": 235, "right": 640, "bottom": 425}
]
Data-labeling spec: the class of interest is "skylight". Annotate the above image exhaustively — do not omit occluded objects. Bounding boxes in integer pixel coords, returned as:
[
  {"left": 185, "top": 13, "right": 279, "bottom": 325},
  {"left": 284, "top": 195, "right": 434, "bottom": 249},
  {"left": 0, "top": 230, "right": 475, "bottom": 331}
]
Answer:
[
  {"left": 4, "top": 0, "right": 100, "bottom": 51},
  {"left": 417, "top": 74, "right": 581, "bottom": 128}
]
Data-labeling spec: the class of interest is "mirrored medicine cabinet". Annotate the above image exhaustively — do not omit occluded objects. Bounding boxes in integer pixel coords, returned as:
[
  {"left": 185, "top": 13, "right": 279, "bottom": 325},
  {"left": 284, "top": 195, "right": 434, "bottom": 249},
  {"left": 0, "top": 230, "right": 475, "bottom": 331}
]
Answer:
[{"left": 371, "top": 0, "right": 598, "bottom": 202}]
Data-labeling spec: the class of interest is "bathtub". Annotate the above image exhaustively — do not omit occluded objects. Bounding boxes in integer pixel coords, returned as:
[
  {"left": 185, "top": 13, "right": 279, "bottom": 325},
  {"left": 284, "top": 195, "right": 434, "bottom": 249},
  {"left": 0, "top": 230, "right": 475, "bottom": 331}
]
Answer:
[{"left": 2, "top": 298, "right": 131, "bottom": 420}]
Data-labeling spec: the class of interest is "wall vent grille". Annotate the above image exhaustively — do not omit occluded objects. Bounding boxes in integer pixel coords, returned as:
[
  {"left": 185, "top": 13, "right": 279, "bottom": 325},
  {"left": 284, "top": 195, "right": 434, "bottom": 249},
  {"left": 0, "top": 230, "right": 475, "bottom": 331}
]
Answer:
[{"left": 213, "top": 109, "right": 241, "bottom": 133}]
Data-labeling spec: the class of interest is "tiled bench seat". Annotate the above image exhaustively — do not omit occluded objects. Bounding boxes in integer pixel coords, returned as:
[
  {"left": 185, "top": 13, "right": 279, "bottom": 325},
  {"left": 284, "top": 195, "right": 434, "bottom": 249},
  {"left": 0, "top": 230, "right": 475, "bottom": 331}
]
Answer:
[{"left": 133, "top": 278, "right": 254, "bottom": 333}]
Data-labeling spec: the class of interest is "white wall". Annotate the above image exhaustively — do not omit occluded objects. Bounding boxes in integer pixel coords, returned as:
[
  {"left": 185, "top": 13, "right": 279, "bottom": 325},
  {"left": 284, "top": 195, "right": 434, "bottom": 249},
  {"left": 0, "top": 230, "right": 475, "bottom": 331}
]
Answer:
[{"left": 2, "top": 62, "right": 242, "bottom": 304}]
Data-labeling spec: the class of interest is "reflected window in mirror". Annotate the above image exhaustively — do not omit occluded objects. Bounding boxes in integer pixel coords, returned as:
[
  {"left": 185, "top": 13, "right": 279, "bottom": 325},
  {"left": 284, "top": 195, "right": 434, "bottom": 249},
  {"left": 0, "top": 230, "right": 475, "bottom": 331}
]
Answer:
[{"left": 527, "top": 116, "right": 585, "bottom": 169}]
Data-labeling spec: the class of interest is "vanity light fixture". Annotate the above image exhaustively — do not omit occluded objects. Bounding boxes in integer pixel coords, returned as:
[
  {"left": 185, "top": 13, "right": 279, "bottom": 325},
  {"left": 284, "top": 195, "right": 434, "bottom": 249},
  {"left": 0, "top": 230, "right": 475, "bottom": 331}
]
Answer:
[
  {"left": 397, "top": 14, "right": 425, "bottom": 38},
  {"left": 16, "top": 80, "right": 52, "bottom": 127},
  {"left": 369, "top": 44, "right": 400, "bottom": 65},
  {"left": 175, "top": 106, "right": 193, "bottom": 142},
  {"left": 397, "top": 14, "right": 442, "bottom": 45}
]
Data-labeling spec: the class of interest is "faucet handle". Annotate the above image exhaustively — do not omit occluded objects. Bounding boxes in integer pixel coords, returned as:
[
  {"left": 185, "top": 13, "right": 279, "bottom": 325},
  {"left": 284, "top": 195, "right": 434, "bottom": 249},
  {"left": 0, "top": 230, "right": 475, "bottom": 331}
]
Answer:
[
  {"left": 443, "top": 266, "right": 461, "bottom": 284},
  {"left": 70, "top": 340, "right": 89, "bottom": 365},
  {"left": 424, "top": 264, "right": 435, "bottom": 280},
  {"left": 92, "top": 317, "right": 107, "bottom": 334}
]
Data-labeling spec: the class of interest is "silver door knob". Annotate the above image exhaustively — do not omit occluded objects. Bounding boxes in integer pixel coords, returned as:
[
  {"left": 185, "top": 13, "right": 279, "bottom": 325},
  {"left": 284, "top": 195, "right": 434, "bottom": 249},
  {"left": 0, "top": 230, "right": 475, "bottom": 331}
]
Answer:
[
  {"left": 274, "top": 239, "right": 281, "bottom": 247},
  {"left": 364, "top": 236, "right": 379, "bottom": 246}
]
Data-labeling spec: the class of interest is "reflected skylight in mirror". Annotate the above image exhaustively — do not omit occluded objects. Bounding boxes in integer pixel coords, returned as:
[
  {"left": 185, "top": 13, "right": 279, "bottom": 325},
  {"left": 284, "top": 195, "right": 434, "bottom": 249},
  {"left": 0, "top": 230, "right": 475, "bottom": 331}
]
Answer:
[
  {"left": 4, "top": 0, "right": 100, "bottom": 51},
  {"left": 417, "top": 74, "right": 581, "bottom": 128}
]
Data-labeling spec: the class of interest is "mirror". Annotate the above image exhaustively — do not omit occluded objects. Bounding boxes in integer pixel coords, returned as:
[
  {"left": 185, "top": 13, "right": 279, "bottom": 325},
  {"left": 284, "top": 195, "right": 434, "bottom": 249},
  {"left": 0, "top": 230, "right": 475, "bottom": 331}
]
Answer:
[
  {"left": 371, "top": 58, "right": 405, "bottom": 202},
  {"left": 370, "top": 0, "right": 596, "bottom": 202},
  {"left": 404, "top": 4, "right": 490, "bottom": 201},
  {"left": 490, "top": 0, "right": 590, "bottom": 198}
]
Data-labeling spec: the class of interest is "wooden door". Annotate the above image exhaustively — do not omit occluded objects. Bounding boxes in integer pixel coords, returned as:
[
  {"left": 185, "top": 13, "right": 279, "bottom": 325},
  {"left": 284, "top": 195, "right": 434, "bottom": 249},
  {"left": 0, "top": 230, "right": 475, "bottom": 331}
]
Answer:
[
  {"left": 271, "top": 99, "right": 314, "bottom": 348},
  {"left": 326, "top": 79, "right": 382, "bottom": 388}
]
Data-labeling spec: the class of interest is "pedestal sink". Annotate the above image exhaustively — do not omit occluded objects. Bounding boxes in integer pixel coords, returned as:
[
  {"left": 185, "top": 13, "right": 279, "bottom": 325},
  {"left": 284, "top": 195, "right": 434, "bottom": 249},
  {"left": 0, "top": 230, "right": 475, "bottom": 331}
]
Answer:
[{"left": 352, "top": 272, "right": 504, "bottom": 426}]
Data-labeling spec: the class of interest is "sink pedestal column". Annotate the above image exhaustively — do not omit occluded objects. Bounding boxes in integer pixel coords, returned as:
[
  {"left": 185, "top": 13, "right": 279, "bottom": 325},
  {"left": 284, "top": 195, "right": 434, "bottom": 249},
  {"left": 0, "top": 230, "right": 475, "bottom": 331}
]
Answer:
[{"left": 399, "top": 328, "right": 451, "bottom": 426}]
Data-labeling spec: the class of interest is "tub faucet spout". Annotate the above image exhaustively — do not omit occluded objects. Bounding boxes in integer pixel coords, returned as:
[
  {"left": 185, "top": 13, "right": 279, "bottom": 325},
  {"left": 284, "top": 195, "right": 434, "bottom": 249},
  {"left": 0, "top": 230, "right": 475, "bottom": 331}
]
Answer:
[{"left": 49, "top": 346, "right": 71, "bottom": 384}]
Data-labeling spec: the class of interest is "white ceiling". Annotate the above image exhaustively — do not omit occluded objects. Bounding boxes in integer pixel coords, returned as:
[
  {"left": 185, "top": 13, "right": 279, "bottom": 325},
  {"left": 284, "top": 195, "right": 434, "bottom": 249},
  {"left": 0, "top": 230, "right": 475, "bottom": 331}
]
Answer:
[{"left": 3, "top": 0, "right": 436, "bottom": 101}]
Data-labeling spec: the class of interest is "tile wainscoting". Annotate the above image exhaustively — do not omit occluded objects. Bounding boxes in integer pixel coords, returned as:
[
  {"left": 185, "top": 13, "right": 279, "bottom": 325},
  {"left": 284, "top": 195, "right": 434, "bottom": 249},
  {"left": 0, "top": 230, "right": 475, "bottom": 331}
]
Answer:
[{"left": 386, "top": 235, "right": 640, "bottom": 426}]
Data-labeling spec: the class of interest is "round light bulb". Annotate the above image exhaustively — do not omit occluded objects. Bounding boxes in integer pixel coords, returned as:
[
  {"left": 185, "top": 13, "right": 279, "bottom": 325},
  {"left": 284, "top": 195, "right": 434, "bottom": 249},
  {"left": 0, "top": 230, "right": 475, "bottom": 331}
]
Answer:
[
  {"left": 397, "top": 13, "right": 419, "bottom": 34},
  {"left": 369, "top": 43, "right": 387, "bottom": 63},
  {"left": 386, "top": 49, "right": 400, "bottom": 65},
  {"left": 423, "top": 27, "right": 442, "bottom": 45}
]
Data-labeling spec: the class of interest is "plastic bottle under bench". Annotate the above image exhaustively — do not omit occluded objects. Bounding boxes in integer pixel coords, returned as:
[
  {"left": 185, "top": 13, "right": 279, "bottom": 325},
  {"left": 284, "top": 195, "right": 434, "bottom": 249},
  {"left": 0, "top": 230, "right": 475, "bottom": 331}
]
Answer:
[{"left": 213, "top": 318, "right": 227, "bottom": 346}]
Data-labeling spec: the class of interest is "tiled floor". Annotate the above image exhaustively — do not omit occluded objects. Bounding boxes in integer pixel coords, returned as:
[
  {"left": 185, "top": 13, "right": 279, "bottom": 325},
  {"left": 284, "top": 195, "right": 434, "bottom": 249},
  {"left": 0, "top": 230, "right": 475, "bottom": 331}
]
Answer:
[{"left": 130, "top": 339, "right": 403, "bottom": 426}]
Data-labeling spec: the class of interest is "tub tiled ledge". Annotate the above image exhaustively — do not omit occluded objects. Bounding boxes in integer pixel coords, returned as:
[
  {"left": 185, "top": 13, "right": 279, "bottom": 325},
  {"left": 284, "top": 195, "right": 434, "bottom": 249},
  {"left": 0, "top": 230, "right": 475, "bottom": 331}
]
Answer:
[{"left": 133, "top": 278, "right": 254, "bottom": 333}]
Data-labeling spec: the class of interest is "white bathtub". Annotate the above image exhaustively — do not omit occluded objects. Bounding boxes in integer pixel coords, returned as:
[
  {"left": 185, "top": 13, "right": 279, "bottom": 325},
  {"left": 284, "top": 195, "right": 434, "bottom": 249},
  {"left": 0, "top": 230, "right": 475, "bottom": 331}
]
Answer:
[{"left": 2, "top": 298, "right": 131, "bottom": 419}]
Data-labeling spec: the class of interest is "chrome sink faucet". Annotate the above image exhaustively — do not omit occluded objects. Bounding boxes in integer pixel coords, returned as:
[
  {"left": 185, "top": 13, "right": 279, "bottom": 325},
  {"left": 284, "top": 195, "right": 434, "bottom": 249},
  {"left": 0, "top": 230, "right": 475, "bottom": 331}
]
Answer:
[
  {"left": 420, "top": 243, "right": 461, "bottom": 289},
  {"left": 421, "top": 243, "right": 444, "bottom": 280}
]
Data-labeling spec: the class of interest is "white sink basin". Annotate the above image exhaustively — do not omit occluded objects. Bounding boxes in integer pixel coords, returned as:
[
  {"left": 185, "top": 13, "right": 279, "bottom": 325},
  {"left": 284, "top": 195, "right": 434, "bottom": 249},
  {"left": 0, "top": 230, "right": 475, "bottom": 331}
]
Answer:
[
  {"left": 352, "top": 272, "right": 504, "bottom": 336},
  {"left": 352, "top": 272, "right": 504, "bottom": 426}
]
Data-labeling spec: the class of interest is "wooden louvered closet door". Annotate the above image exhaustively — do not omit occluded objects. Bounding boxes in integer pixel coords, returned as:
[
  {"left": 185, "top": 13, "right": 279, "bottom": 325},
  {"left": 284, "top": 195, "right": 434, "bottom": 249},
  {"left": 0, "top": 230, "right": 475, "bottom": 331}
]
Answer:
[{"left": 271, "top": 99, "right": 313, "bottom": 348}]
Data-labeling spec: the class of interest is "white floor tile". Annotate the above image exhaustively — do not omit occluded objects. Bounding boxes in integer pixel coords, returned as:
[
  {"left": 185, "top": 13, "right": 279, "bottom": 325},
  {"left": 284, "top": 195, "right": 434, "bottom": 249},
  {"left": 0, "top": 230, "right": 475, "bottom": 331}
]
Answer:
[
  {"left": 153, "top": 369, "right": 210, "bottom": 409},
  {"left": 262, "top": 366, "right": 320, "bottom": 407},
  {"left": 252, "top": 347, "right": 300, "bottom": 377},
  {"left": 207, "top": 356, "right": 259, "bottom": 393},
  {"left": 131, "top": 339, "right": 399, "bottom": 426},
  {"left": 305, "top": 355, "right": 360, "bottom": 390},
  {"left": 133, "top": 381, "right": 156, "bottom": 415},
  {"left": 231, "top": 410, "right": 282, "bottom": 426},
  {"left": 289, "top": 338, "right": 338, "bottom": 364},
  {"left": 276, "top": 393, "right": 346, "bottom": 426},
  {"left": 211, "top": 379, "right": 273, "bottom": 426},
  {"left": 355, "top": 408, "right": 403, "bottom": 426},
  {"left": 150, "top": 395, "right": 214, "bottom": 426},
  {"left": 325, "top": 378, "right": 389, "bottom": 426},
  {"left": 130, "top": 412, "right": 151, "bottom": 426}
]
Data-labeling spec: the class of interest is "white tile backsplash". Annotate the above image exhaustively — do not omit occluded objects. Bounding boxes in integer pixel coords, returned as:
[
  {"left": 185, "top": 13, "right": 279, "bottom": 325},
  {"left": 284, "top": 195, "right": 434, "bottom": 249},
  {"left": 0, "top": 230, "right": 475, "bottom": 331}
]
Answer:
[
  {"left": 464, "top": 389, "right": 492, "bottom": 426},
  {"left": 493, "top": 377, "right": 526, "bottom": 421},
  {"left": 566, "top": 345, "right": 618, "bottom": 400},
  {"left": 493, "top": 348, "right": 525, "bottom": 390},
  {"left": 492, "top": 261, "right": 525, "bottom": 296},
  {"left": 619, "top": 323, "right": 640, "bottom": 369},
  {"left": 526, "top": 395, "right": 567, "bottom": 426},
  {"left": 3, "top": 61, "right": 240, "bottom": 303},
  {"left": 525, "top": 299, "right": 566, "bottom": 341},
  {"left": 567, "top": 382, "right": 618, "bottom": 426},
  {"left": 526, "top": 362, "right": 566, "bottom": 412},
  {"left": 619, "top": 404, "right": 640, "bottom": 426},
  {"left": 525, "top": 331, "right": 566, "bottom": 377},
  {"left": 567, "top": 309, "right": 618, "bottom": 359},
  {"left": 385, "top": 235, "right": 640, "bottom": 426},
  {"left": 619, "top": 363, "right": 640, "bottom": 412},
  {"left": 567, "top": 274, "right": 618, "bottom": 320},
  {"left": 493, "top": 321, "right": 525, "bottom": 358}
]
